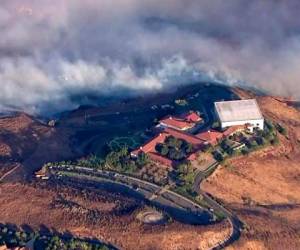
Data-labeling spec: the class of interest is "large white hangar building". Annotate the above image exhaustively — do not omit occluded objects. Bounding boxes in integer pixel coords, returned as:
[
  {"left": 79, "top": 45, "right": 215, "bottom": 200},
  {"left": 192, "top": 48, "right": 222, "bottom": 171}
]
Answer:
[{"left": 214, "top": 99, "right": 264, "bottom": 130}]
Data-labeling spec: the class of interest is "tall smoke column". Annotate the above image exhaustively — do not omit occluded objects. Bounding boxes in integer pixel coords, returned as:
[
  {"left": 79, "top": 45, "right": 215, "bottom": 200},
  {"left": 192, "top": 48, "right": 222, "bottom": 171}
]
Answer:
[{"left": 0, "top": 0, "right": 300, "bottom": 114}]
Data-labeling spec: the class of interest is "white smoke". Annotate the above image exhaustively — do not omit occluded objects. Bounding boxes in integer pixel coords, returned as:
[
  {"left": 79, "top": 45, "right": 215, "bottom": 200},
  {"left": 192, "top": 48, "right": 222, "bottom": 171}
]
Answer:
[{"left": 0, "top": 0, "right": 300, "bottom": 114}]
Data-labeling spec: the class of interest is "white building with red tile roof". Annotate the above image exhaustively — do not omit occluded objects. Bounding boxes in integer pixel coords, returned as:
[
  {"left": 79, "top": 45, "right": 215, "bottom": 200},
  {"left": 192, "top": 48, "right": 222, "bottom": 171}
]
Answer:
[
  {"left": 157, "top": 116, "right": 195, "bottom": 131},
  {"left": 182, "top": 112, "right": 202, "bottom": 123},
  {"left": 131, "top": 128, "right": 205, "bottom": 167},
  {"left": 196, "top": 130, "right": 224, "bottom": 145},
  {"left": 157, "top": 111, "right": 202, "bottom": 131}
]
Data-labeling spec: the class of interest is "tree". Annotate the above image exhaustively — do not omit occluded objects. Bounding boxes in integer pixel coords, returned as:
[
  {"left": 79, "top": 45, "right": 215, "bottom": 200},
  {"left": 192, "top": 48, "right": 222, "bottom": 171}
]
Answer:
[
  {"left": 182, "top": 141, "right": 193, "bottom": 154},
  {"left": 177, "top": 163, "right": 189, "bottom": 175},
  {"left": 123, "top": 160, "right": 137, "bottom": 173},
  {"left": 156, "top": 143, "right": 169, "bottom": 156},
  {"left": 105, "top": 146, "right": 132, "bottom": 171},
  {"left": 254, "top": 128, "right": 264, "bottom": 137},
  {"left": 161, "top": 144, "right": 169, "bottom": 156},
  {"left": 136, "top": 152, "right": 149, "bottom": 167},
  {"left": 255, "top": 136, "right": 265, "bottom": 145},
  {"left": 213, "top": 150, "right": 224, "bottom": 162},
  {"left": 226, "top": 147, "right": 234, "bottom": 156},
  {"left": 220, "top": 139, "right": 230, "bottom": 151},
  {"left": 165, "top": 136, "right": 181, "bottom": 148},
  {"left": 168, "top": 148, "right": 185, "bottom": 160}
]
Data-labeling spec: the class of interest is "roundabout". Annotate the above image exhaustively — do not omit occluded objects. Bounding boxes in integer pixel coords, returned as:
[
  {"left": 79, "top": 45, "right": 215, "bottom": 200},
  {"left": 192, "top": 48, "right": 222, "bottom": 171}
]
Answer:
[{"left": 137, "top": 210, "right": 167, "bottom": 225}]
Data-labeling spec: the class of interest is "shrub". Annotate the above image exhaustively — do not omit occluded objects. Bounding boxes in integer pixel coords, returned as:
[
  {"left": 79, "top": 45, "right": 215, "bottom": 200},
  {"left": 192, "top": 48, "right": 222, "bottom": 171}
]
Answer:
[
  {"left": 213, "top": 151, "right": 224, "bottom": 162},
  {"left": 270, "top": 136, "right": 279, "bottom": 145},
  {"left": 220, "top": 139, "right": 231, "bottom": 151},
  {"left": 241, "top": 148, "right": 249, "bottom": 155},
  {"left": 265, "top": 120, "right": 274, "bottom": 131},
  {"left": 250, "top": 139, "right": 258, "bottom": 148},
  {"left": 254, "top": 128, "right": 264, "bottom": 137},
  {"left": 175, "top": 99, "right": 188, "bottom": 106},
  {"left": 202, "top": 143, "right": 212, "bottom": 152},
  {"left": 276, "top": 123, "right": 287, "bottom": 135},
  {"left": 226, "top": 147, "right": 234, "bottom": 156},
  {"left": 211, "top": 121, "right": 220, "bottom": 129},
  {"left": 255, "top": 136, "right": 265, "bottom": 145}
]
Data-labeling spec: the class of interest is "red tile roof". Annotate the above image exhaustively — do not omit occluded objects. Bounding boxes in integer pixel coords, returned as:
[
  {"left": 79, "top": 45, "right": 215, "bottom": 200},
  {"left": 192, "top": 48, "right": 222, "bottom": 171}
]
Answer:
[
  {"left": 147, "top": 152, "right": 173, "bottom": 167},
  {"left": 182, "top": 112, "right": 202, "bottom": 123},
  {"left": 131, "top": 133, "right": 168, "bottom": 156},
  {"left": 159, "top": 116, "right": 195, "bottom": 130},
  {"left": 141, "top": 133, "right": 167, "bottom": 153},
  {"left": 187, "top": 153, "right": 197, "bottom": 161},
  {"left": 222, "top": 125, "right": 245, "bottom": 137},
  {"left": 164, "top": 128, "right": 205, "bottom": 146},
  {"left": 131, "top": 127, "right": 205, "bottom": 166},
  {"left": 196, "top": 130, "right": 223, "bottom": 145}
]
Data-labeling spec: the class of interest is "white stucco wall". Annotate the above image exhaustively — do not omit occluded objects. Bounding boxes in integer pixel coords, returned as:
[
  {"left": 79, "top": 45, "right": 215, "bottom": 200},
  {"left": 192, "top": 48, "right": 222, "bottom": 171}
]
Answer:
[{"left": 221, "top": 119, "right": 264, "bottom": 130}]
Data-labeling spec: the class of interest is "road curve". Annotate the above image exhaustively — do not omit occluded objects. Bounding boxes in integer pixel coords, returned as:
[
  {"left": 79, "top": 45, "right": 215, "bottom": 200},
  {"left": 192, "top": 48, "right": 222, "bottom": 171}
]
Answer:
[
  {"left": 49, "top": 165, "right": 214, "bottom": 224},
  {"left": 193, "top": 167, "right": 244, "bottom": 250},
  {"left": 48, "top": 164, "right": 243, "bottom": 249}
]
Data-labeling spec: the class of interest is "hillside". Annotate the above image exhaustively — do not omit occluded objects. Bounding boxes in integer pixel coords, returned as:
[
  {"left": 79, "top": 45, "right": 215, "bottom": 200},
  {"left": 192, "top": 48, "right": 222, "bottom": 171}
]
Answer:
[
  {"left": 0, "top": 113, "right": 75, "bottom": 181},
  {"left": 0, "top": 89, "right": 299, "bottom": 249},
  {"left": 0, "top": 182, "right": 231, "bottom": 249},
  {"left": 202, "top": 89, "right": 300, "bottom": 249}
]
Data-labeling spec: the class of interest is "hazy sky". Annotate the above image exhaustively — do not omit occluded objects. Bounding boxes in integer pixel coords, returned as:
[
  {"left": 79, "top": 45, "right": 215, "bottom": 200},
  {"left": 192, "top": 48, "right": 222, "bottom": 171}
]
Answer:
[{"left": 1, "top": 0, "right": 300, "bottom": 113}]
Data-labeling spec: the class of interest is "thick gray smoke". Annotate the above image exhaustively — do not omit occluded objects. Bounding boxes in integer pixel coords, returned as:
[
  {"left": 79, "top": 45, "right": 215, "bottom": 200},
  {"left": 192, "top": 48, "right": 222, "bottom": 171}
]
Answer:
[{"left": 1, "top": 0, "right": 300, "bottom": 114}]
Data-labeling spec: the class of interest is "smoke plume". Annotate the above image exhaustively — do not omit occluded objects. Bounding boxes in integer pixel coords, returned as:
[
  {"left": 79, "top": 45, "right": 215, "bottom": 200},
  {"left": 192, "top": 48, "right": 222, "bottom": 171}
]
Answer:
[{"left": 1, "top": 0, "right": 300, "bottom": 114}]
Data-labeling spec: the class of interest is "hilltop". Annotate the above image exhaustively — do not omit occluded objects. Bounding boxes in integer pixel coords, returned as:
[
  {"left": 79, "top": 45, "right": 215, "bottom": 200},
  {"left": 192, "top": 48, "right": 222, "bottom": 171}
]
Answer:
[{"left": 0, "top": 85, "right": 299, "bottom": 249}]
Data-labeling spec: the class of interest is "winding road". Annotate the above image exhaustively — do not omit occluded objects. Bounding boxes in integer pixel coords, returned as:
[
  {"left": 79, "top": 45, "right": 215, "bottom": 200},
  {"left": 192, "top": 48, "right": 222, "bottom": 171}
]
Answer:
[
  {"left": 47, "top": 164, "right": 243, "bottom": 249},
  {"left": 193, "top": 165, "right": 244, "bottom": 250},
  {"left": 49, "top": 165, "right": 213, "bottom": 224}
]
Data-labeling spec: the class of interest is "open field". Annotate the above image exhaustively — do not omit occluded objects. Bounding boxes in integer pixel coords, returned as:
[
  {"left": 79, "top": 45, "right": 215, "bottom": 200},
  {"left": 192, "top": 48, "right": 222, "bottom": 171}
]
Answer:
[
  {"left": 202, "top": 89, "right": 300, "bottom": 250},
  {"left": 0, "top": 113, "right": 76, "bottom": 181},
  {"left": 0, "top": 182, "right": 231, "bottom": 250}
]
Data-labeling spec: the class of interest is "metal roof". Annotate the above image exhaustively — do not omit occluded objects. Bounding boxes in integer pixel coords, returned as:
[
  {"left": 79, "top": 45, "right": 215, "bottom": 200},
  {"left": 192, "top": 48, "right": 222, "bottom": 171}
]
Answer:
[{"left": 215, "top": 99, "right": 263, "bottom": 123}]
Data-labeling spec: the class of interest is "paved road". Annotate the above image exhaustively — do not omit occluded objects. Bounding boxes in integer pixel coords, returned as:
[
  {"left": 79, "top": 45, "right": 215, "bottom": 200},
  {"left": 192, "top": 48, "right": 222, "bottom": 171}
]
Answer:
[
  {"left": 50, "top": 165, "right": 213, "bottom": 224},
  {"left": 49, "top": 164, "right": 243, "bottom": 249},
  {"left": 192, "top": 161, "right": 219, "bottom": 192},
  {"left": 192, "top": 165, "right": 244, "bottom": 250}
]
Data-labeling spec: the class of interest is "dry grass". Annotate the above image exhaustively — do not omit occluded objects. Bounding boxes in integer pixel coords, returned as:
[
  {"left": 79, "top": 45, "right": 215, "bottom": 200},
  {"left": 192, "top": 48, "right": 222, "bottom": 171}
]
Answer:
[
  {"left": 0, "top": 182, "right": 231, "bottom": 250},
  {"left": 1, "top": 89, "right": 299, "bottom": 249},
  {"left": 203, "top": 91, "right": 300, "bottom": 250},
  {"left": 0, "top": 113, "right": 76, "bottom": 180}
]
